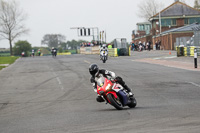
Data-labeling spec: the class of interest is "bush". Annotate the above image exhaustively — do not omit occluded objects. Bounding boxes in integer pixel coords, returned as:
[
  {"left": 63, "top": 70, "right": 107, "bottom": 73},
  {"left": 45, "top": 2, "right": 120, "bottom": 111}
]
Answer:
[{"left": 13, "top": 40, "right": 32, "bottom": 57}]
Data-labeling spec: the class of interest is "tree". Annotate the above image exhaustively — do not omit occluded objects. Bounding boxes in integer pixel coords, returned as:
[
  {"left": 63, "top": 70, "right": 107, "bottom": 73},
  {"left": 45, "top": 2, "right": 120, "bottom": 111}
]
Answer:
[
  {"left": 194, "top": 0, "right": 200, "bottom": 9},
  {"left": 65, "top": 40, "right": 89, "bottom": 49},
  {"left": 137, "top": 0, "right": 187, "bottom": 21},
  {"left": 0, "top": 0, "right": 29, "bottom": 55},
  {"left": 41, "top": 34, "right": 66, "bottom": 48},
  {"left": 58, "top": 47, "right": 63, "bottom": 53},
  {"left": 137, "top": 0, "right": 164, "bottom": 21},
  {"left": 13, "top": 40, "right": 31, "bottom": 56}
]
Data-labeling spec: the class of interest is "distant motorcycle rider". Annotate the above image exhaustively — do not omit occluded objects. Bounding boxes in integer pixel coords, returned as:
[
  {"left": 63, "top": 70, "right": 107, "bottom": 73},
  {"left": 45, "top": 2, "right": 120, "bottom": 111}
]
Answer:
[
  {"left": 100, "top": 44, "right": 108, "bottom": 60},
  {"left": 51, "top": 47, "right": 57, "bottom": 57},
  {"left": 51, "top": 47, "right": 54, "bottom": 55},
  {"left": 89, "top": 64, "right": 133, "bottom": 102}
]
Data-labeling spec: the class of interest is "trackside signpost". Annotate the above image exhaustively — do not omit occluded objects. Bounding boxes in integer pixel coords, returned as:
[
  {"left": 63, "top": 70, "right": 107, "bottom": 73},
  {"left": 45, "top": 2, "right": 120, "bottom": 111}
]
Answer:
[{"left": 194, "top": 48, "right": 197, "bottom": 68}]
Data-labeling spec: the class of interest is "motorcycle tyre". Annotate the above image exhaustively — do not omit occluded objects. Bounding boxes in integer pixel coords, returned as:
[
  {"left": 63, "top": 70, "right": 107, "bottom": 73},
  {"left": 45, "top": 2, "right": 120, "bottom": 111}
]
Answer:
[
  {"left": 103, "top": 57, "right": 106, "bottom": 63},
  {"left": 128, "top": 97, "right": 137, "bottom": 108},
  {"left": 107, "top": 93, "right": 123, "bottom": 110}
]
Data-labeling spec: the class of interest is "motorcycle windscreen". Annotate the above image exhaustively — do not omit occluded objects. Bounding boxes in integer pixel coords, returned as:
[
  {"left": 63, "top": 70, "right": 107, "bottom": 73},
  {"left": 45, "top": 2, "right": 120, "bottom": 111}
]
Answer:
[{"left": 97, "top": 77, "right": 105, "bottom": 87}]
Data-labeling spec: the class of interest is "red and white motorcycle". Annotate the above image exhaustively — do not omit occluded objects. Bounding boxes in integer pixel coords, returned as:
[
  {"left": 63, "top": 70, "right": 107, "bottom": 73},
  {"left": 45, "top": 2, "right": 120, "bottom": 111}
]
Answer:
[{"left": 96, "top": 77, "right": 137, "bottom": 110}]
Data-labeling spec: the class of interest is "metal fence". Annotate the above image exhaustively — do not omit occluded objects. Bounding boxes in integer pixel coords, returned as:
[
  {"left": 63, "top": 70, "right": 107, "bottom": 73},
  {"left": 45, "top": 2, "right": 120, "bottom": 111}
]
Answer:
[
  {"left": 194, "top": 30, "right": 200, "bottom": 46},
  {"left": 113, "top": 38, "right": 130, "bottom": 56},
  {"left": 175, "top": 37, "right": 191, "bottom": 47},
  {"left": 113, "top": 38, "right": 127, "bottom": 49},
  {"left": 175, "top": 27, "right": 200, "bottom": 47}
]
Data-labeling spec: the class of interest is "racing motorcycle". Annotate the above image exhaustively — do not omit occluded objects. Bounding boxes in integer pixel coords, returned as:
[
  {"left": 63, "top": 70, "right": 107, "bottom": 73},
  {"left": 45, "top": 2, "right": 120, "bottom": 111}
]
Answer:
[
  {"left": 100, "top": 49, "right": 108, "bottom": 63},
  {"left": 52, "top": 49, "right": 57, "bottom": 57},
  {"left": 96, "top": 77, "right": 137, "bottom": 110}
]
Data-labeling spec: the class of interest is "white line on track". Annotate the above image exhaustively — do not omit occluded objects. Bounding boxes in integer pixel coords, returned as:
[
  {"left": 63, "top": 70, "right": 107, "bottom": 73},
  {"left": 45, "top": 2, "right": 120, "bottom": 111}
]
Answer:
[
  {"left": 48, "top": 66, "right": 64, "bottom": 90},
  {"left": 56, "top": 77, "right": 62, "bottom": 85},
  {"left": 84, "top": 60, "right": 91, "bottom": 64},
  {"left": 153, "top": 56, "right": 177, "bottom": 60},
  {"left": 187, "top": 82, "right": 200, "bottom": 88}
]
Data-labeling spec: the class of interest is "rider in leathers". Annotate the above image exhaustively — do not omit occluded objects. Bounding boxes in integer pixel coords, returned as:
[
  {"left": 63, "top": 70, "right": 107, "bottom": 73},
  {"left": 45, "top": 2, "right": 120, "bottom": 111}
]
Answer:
[
  {"left": 100, "top": 44, "right": 108, "bottom": 60},
  {"left": 89, "top": 64, "right": 133, "bottom": 102}
]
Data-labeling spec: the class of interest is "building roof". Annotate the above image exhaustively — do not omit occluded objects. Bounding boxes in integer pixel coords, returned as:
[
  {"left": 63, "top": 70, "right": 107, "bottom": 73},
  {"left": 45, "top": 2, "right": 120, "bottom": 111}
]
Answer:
[
  {"left": 150, "top": 1, "right": 200, "bottom": 20},
  {"left": 161, "top": 23, "right": 200, "bottom": 35},
  {"left": 136, "top": 22, "right": 151, "bottom": 25}
]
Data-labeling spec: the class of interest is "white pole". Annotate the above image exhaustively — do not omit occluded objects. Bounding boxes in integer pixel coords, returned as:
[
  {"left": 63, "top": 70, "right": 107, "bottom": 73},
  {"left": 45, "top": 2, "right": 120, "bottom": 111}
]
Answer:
[{"left": 159, "top": 11, "right": 162, "bottom": 34}]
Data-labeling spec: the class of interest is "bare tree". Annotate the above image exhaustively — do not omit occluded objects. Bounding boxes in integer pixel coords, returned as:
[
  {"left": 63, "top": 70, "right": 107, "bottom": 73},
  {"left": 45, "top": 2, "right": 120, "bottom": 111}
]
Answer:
[
  {"left": 137, "top": 0, "right": 164, "bottom": 21},
  {"left": 0, "top": 0, "right": 29, "bottom": 55},
  {"left": 194, "top": 0, "right": 200, "bottom": 9},
  {"left": 137, "top": 0, "right": 187, "bottom": 21}
]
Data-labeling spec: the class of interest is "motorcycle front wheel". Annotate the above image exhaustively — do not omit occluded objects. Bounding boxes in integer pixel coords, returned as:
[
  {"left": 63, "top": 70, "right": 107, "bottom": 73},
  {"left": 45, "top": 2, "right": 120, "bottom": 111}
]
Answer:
[
  {"left": 107, "top": 93, "right": 123, "bottom": 110},
  {"left": 128, "top": 97, "right": 137, "bottom": 108}
]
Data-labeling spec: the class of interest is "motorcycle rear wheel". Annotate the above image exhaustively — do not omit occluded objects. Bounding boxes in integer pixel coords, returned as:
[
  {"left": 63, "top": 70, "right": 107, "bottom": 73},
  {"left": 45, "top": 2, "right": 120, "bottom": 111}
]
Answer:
[{"left": 107, "top": 94, "right": 123, "bottom": 110}]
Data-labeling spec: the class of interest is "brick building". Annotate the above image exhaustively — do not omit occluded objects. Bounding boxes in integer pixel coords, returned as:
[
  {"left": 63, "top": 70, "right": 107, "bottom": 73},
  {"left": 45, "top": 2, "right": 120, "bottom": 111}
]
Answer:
[{"left": 132, "top": 1, "right": 200, "bottom": 50}]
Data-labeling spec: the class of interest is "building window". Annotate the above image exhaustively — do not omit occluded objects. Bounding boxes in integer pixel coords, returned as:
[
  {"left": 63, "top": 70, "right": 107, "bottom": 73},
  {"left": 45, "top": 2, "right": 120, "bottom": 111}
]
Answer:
[
  {"left": 172, "top": 19, "right": 176, "bottom": 26},
  {"left": 184, "top": 18, "right": 189, "bottom": 25},
  {"left": 161, "top": 19, "right": 172, "bottom": 26},
  {"left": 189, "top": 17, "right": 200, "bottom": 24},
  {"left": 138, "top": 25, "right": 145, "bottom": 31},
  {"left": 161, "top": 19, "right": 177, "bottom": 26}
]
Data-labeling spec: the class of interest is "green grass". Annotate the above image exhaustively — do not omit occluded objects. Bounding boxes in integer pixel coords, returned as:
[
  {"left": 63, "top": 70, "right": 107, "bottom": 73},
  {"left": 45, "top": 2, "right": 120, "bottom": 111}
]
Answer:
[
  {"left": 0, "top": 66, "right": 6, "bottom": 70},
  {"left": 66, "top": 49, "right": 77, "bottom": 54},
  {"left": 0, "top": 56, "right": 19, "bottom": 64}
]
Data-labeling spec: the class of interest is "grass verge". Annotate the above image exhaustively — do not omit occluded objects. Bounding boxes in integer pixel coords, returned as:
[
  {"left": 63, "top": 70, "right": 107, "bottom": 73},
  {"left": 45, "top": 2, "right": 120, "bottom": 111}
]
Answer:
[
  {"left": 0, "top": 56, "right": 19, "bottom": 70},
  {"left": 0, "top": 56, "right": 19, "bottom": 64},
  {"left": 0, "top": 66, "right": 6, "bottom": 70}
]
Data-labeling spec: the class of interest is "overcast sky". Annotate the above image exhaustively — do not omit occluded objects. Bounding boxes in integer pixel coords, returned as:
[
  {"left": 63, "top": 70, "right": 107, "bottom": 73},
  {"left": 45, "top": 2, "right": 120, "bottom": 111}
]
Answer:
[{"left": 0, "top": 0, "right": 195, "bottom": 48}]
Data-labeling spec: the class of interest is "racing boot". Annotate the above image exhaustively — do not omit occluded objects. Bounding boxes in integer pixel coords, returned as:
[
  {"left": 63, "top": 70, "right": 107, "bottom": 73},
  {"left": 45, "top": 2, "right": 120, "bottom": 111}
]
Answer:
[
  {"left": 96, "top": 96, "right": 105, "bottom": 102},
  {"left": 123, "top": 85, "right": 133, "bottom": 97}
]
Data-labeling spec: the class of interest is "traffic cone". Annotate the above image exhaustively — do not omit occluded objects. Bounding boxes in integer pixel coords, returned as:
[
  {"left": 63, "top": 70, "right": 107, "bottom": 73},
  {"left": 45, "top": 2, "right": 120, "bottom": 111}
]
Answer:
[{"left": 169, "top": 51, "right": 171, "bottom": 55}]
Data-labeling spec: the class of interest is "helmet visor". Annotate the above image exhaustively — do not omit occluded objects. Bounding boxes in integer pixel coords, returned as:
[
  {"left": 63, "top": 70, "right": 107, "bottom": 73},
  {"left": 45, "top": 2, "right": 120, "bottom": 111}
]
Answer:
[{"left": 89, "top": 69, "right": 98, "bottom": 75}]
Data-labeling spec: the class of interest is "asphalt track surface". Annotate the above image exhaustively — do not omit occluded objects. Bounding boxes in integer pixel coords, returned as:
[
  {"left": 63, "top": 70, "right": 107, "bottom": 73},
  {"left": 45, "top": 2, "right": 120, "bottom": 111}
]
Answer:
[{"left": 0, "top": 51, "right": 200, "bottom": 133}]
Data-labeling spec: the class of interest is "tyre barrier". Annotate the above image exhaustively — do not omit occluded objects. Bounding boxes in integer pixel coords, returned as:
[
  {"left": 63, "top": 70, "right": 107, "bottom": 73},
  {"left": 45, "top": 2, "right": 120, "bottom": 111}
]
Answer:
[
  {"left": 176, "top": 46, "right": 200, "bottom": 57},
  {"left": 108, "top": 48, "right": 118, "bottom": 57}
]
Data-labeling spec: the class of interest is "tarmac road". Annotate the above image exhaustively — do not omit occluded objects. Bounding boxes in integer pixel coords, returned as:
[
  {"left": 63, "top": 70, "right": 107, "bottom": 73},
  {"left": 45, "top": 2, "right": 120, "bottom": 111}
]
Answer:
[{"left": 0, "top": 51, "right": 200, "bottom": 133}]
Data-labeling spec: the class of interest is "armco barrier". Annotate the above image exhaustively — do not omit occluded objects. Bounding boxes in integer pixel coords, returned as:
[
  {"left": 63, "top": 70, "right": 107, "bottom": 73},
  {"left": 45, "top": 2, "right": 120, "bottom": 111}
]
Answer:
[
  {"left": 57, "top": 52, "right": 71, "bottom": 55},
  {"left": 79, "top": 46, "right": 129, "bottom": 57},
  {"left": 80, "top": 46, "right": 100, "bottom": 54}
]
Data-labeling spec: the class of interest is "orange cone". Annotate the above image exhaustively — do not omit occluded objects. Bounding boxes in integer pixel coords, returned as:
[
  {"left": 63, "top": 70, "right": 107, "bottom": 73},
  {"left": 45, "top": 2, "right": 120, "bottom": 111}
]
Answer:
[{"left": 169, "top": 51, "right": 171, "bottom": 55}]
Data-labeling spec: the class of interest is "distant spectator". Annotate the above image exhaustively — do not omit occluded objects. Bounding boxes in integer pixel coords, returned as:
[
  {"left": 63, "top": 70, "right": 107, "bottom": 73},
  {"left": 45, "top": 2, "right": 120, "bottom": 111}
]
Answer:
[
  {"left": 155, "top": 41, "right": 158, "bottom": 50},
  {"left": 132, "top": 42, "right": 135, "bottom": 51},
  {"left": 148, "top": 40, "right": 151, "bottom": 51},
  {"left": 158, "top": 40, "right": 161, "bottom": 50},
  {"left": 139, "top": 41, "right": 143, "bottom": 51},
  {"left": 108, "top": 44, "right": 112, "bottom": 49},
  {"left": 38, "top": 49, "right": 41, "bottom": 56},
  {"left": 32, "top": 49, "right": 35, "bottom": 57},
  {"left": 21, "top": 51, "right": 25, "bottom": 57},
  {"left": 143, "top": 42, "right": 146, "bottom": 50}
]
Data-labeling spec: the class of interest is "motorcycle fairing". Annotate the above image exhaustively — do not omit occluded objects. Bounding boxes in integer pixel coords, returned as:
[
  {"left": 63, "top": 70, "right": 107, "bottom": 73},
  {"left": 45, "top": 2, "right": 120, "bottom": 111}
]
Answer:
[{"left": 117, "top": 90, "right": 128, "bottom": 106}]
